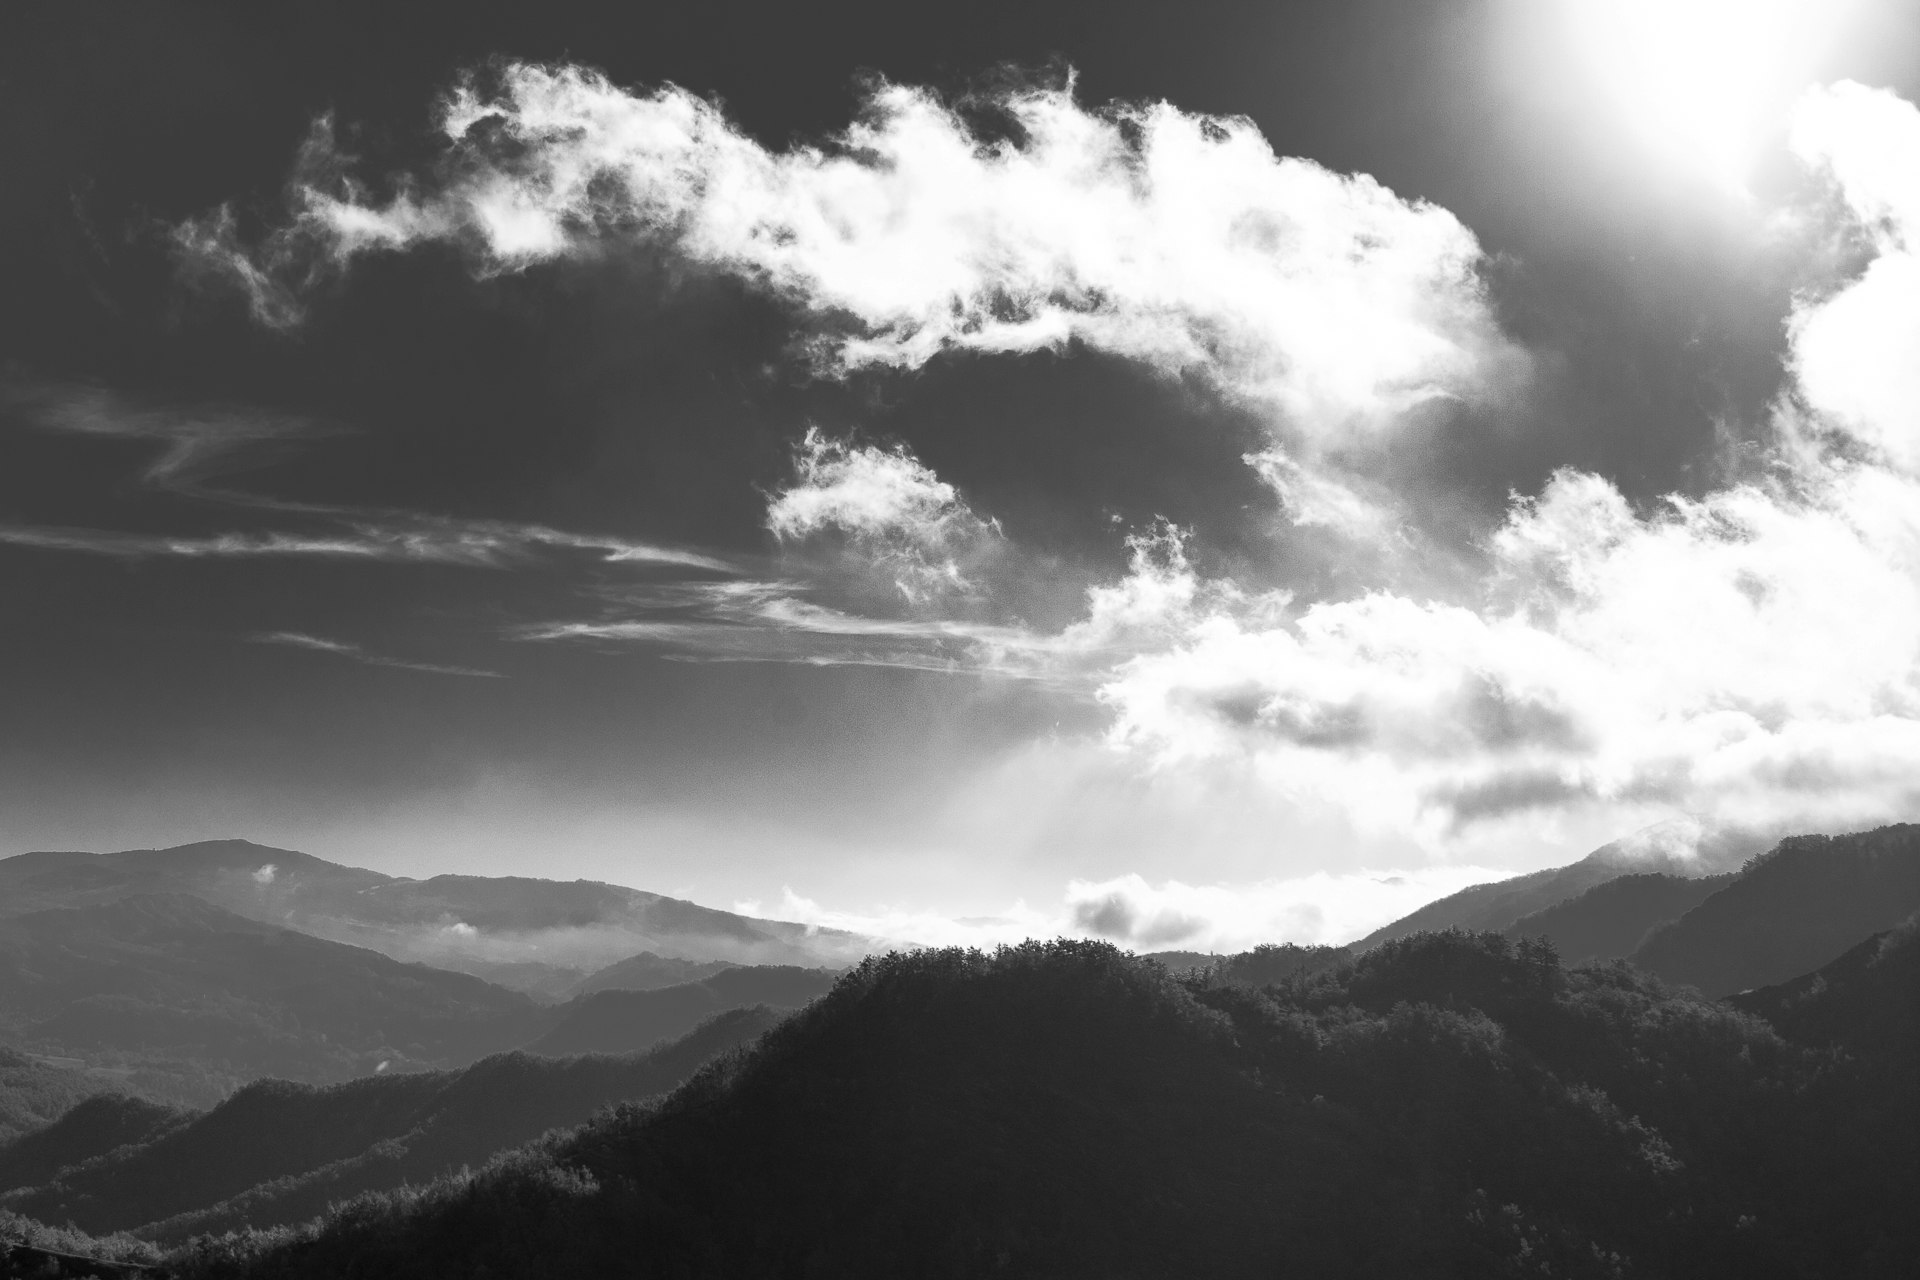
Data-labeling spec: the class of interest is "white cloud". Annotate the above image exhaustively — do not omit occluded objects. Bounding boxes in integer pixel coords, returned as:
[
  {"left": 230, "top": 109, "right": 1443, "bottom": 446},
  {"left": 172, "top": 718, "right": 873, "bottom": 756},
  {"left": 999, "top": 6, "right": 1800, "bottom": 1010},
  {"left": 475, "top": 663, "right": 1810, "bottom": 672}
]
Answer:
[
  {"left": 181, "top": 63, "right": 1512, "bottom": 451},
  {"left": 766, "top": 429, "right": 1002, "bottom": 603},
  {"left": 1789, "top": 81, "right": 1920, "bottom": 470},
  {"left": 177, "top": 66, "right": 1920, "bottom": 867},
  {"left": 739, "top": 864, "right": 1499, "bottom": 954},
  {"left": 1096, "top": 456, "right": 1920, "bottom": 845}
]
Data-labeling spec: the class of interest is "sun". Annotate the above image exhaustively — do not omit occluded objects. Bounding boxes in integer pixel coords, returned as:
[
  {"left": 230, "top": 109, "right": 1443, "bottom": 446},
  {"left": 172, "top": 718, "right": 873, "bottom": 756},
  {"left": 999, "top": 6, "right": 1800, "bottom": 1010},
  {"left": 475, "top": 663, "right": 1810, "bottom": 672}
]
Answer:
[{"left": 1558, "top": 0, "right": 1864, "bottom": 187}]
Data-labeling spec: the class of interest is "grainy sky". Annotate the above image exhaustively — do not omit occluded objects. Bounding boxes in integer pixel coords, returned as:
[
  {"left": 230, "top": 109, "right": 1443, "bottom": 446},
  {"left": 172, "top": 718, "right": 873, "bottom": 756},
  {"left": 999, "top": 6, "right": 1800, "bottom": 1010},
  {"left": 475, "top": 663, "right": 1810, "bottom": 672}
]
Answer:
[{"left": 6, "top": 0, "right": 1920, "bottom": 949}]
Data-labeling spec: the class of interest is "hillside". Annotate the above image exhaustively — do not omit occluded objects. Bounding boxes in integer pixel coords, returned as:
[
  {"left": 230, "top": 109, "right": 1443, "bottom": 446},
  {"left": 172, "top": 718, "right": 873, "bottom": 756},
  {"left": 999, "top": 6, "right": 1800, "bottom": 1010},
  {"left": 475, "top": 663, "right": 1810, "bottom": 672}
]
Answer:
[
  {"left": 1729, "top": 915, "right": 1920, "bottom": 1059},
  {"left": 0, "top": 841, "right": 871, "bottom": 990},
  {"left": 0, "top": 1095, "right": 189, "bottom": 1195},
  {"left": 527, "top": 966, "right": 837, "bottom": 1057},
  {"left": 1630, "top": 826, "right": 1920, "bottom": 995},
  {"left": 0, "top": 1007, "right": 780, "bottom": 1242},
  {"left": 0, "top": 1052, "right": 134, "bottom": 1149},
  {"left": 169, "top": 935, "right": 1914, "bottom": 1280},
  {"left": 0, "top": 894, "right": 544, "bottom": 1082},
  {"left": 1502, "top": 873, "right": 1733, "bottom": 964},
  {"left": 1353, "top": 860, "right": 1623, "bottom": 948},
  {"left": 568, "top": 951, "right": 735, "bottom": 997}
]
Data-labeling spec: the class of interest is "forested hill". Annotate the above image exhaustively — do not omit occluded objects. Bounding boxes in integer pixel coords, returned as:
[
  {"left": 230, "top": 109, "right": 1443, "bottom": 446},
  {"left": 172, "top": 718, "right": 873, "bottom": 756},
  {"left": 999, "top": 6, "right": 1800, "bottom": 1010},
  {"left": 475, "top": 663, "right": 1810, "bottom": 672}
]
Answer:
[
  {"left": 172, "top": 934, "right": 1915, "bottom": 1280},
  {"left": 1629, "top": 826, "right": 1920, "bottom": 995},
  {"left": 0, "top": 1008, "right": 782, "bottom": 1243}
]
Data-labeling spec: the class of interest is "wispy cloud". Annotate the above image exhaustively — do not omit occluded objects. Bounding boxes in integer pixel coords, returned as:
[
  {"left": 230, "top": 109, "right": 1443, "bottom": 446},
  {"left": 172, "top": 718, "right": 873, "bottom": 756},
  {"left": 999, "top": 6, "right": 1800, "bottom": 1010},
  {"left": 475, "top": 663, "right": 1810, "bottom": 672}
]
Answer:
[
  {"left": 4, "top": 380, "right": 734, "bottom": 573},
  {"left": 251, "top": 631, "right": 504, "bottom": 678},
  {"left": 3, "top": 379, "right": 334, "bottom": 498},
  {"left": 0, "top": 517, "right": 728, "bottom": 570}
]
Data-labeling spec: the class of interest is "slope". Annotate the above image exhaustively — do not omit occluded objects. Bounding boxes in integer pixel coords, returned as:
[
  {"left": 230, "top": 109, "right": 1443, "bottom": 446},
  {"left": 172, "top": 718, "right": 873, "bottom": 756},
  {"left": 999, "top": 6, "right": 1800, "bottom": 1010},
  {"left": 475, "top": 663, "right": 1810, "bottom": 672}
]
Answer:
[
  {"left": 0, "top": 1096, "right": 190, "bottom": 1195},
  {"left": 173, "top": 935, "right": 1913, "bottom": 1280},
  {"left": 567, "top": 951, "right": 735, "bottom": 996},
  {"left": 0, "top": 894, "right": 544, "bottom": 1081},
  {"left": 1502, "top": 872, "right": 1733, "bottom": 964},
  {"left": 1630, "top": 826, "right": 1920, "bottom": 995},
  {"left": 1, "top": 1008, "right": 780, "bottom": 1241},
  {"left": 527, "top": 966, "right": 836, "bottom": 1057},
  {"left": 0, "top": 841, "right": 869, "bottom": 986}
]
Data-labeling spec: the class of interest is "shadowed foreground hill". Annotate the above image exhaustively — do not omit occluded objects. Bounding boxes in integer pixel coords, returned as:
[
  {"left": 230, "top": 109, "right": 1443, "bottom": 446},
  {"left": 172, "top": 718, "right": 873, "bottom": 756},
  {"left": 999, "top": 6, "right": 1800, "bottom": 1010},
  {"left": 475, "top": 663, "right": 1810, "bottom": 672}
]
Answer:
[
  {"left": 1, "top": 1008, "right": 782, "bottom": 1242},
  {"left": 174, "top": 936, "right": 1912, "bottom": 1280}
]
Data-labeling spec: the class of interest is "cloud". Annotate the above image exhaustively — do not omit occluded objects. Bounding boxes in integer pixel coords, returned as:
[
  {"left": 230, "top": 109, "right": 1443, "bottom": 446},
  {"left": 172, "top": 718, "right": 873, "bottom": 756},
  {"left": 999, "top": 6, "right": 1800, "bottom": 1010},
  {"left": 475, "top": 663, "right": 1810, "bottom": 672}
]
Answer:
[
  {"left": 766, "top": 428, "right": 1003, "bottom": 603},
  {"left": 1096, "top": 457, "right": 1920, "bottom": 842},
  {"left": 1788, "top": 81, "right": 1920, "bottom": 470},
  {"left": 176, "top": 65, "right": 1920, "bottom": 862},
  {"left": 181, "top": 63, "right": 1513, "bottom": 451},
  {"left": 5, "top": 380, "right": 734, "bottom": 573},
  {"left": 4, "top": 379, "right": 333, "bottom": 497},
  {"left": 740, "top": 864, "right": 1500, "bottom": 953},
  {"left": 0, "top": 519, "right": 725, "bottom": 571},
  {"left": 253, "top": 631, "right": 504, "bottom": 678}
]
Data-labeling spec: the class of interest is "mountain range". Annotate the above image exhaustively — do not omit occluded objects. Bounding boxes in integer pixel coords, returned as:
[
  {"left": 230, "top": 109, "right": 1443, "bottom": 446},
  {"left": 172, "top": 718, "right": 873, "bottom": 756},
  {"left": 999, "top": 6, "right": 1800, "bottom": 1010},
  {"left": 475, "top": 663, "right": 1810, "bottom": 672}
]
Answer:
[
  {"left": 1357, "top": 823, "right": 1920, "bottom": 996},
  {"left": 0, "top": 1008, "right": 780, "bottom": 1242},
  {"left": 0, "top": 840, "right": 870, "bottom": 995},
  {"left": 155, "top": 927, "right": 1920, "bottom": 1279}
]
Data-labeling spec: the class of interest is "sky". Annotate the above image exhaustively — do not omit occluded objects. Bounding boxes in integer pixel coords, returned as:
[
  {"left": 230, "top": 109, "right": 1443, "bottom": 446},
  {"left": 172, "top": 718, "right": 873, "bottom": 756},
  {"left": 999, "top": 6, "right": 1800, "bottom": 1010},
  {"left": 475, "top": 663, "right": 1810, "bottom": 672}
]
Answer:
[{"left": 7, "top": 0, "right": 1920, "bottom": 951}]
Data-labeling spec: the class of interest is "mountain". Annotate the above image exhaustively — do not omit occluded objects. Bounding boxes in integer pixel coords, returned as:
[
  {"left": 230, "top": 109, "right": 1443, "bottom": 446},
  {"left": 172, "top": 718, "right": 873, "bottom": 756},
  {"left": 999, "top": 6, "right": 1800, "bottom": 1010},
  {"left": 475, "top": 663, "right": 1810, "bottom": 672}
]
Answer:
[
  {"left": 0, "top": 1052, "right": 130, "bottom": 1148},
  {"left": 527, "top": 966, "right": 837, "bottom": 1057},
  {"left": 0, "top": 1008, "right": 780, "bottom": 1242},
  {"left": 1352, "top": 820, "right": 1753, "bottom": 951},
  {"left": 0, "top": 1095, "right": 188, "bottom": 1195},
  {"left": 0, "top": 894, "right": 544, "bottom": 1082},
  {"left": 164, "top": 935, "right": 1914, "bottom": 1280},
  {"left": 1728, "top": 915, "right": 1919, "bottom": 1060},
  {"left": 1726, "top": 917, "right": 1919, "bottom": 1271},
  {"left": 568, "top": 951, "right": 736, "bottom": 997},
  {"left": 0, "top": 841, "right": 873, "bottom": 991},
  {"left": 1501, "top": 872, "right": 1734, "bottom": 963},
  {"left": 1352, "top": 859, "right": 1624, "bottom": 948},
  {"left": 1629, "top": 826, "right": 1920, "bottom": 995}
]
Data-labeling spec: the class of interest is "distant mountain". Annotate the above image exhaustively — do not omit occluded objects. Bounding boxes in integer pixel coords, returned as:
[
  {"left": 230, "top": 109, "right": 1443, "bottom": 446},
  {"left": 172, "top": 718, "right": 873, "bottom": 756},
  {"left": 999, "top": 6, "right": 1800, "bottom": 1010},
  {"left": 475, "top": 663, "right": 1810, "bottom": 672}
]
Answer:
[
  {"left": 0, "top": 1008, "right": 781, "bottom": 1241},
  {"left": 0, "top": 1095, "right": 188, "bottom": 1194},
  {"left": 168, "top": 936, "right": 1916, "bottom": 1279},
  {"left": 0, "top": 894, "right": 544, "bottom": 1082},
  {"left": 569, "top": 951, "right": 736, "bottom": 997},
  {"left": 528, "top": 966, "right": 837, "bottom": 1057},
  {"left": 0, "top": 841, "right": 873, "bottom": 990},
  {"left": 1501, "top": 872, "right": 1733, "bottom": 964},
  {"left": 1353, "top": 860, "right": 1623, "bottom": 948},
  {"left": 1630, "top": 826, "right": 1920, "bottom": 996}
]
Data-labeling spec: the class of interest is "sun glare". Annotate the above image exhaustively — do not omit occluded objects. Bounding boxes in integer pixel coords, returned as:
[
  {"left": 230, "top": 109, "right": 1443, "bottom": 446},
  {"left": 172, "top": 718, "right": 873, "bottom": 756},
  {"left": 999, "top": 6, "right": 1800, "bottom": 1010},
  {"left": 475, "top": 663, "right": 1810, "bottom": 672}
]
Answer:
[{"left": 1560, "top": 0, "right": 1861, "bottom": 186}]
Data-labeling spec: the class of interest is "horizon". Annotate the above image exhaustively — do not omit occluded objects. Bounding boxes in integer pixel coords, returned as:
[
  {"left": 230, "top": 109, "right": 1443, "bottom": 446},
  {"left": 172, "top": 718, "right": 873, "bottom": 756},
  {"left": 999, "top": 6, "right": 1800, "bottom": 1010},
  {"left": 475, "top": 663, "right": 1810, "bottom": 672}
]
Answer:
[{"left": 9, "top": 0, "right": 1920, "bottom": 955}]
